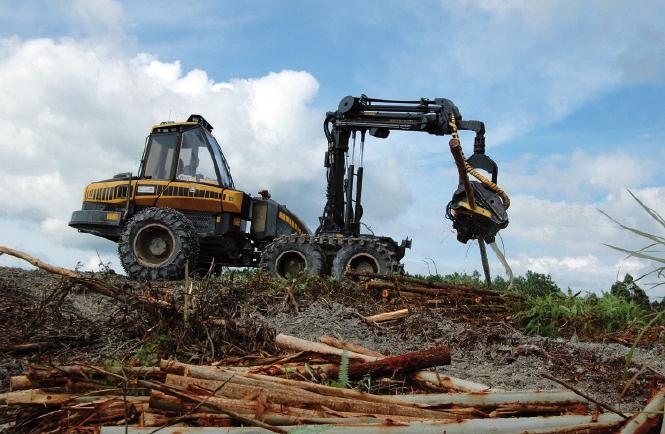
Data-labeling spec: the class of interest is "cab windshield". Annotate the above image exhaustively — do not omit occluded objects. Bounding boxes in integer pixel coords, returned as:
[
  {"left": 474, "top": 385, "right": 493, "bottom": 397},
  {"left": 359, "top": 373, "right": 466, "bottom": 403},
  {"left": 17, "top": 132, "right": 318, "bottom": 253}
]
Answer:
[
  {"left": 176, "top": 127, "right": 220, "bottom": 186},
  {"left": 142, "top": 126, "right": 234, "bottom": 189},
  {"left": 204, "top": 130, "right": 234, "bottom": 189}
]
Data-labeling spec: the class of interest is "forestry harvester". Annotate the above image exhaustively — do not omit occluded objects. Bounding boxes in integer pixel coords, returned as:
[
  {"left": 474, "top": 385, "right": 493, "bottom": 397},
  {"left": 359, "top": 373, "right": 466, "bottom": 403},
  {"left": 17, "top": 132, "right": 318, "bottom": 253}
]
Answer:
[{"left": 70, "top": 96, "right": 510, "bottom": 281}]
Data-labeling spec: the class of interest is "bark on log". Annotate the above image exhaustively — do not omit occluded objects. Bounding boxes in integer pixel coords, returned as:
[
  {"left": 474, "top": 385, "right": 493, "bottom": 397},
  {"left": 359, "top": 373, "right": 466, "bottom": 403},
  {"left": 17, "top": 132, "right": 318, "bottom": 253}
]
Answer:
[
  {"left": 319, "top": 336, "right": 384, "bottom": 358},
  {"left": 327, "top": 346, "right": 451, "bottom": 381},
  {"left": 365, "top": 308, "right": 410, "bottom": 323}
]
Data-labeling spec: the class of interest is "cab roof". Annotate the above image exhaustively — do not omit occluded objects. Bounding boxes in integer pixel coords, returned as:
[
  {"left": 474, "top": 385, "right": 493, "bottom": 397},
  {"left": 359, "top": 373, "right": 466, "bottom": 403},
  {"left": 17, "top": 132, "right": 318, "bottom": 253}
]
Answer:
[{"left": 150, "top": 114, "right": 213, "bottom": 134}]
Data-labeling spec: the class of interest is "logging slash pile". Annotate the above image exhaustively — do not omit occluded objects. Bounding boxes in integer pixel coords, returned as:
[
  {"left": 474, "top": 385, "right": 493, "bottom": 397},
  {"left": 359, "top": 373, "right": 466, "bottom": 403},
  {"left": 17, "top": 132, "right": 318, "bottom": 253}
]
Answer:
[
  {"left": 3, "top": 335, "right": 664, "bottom": 433},
  {"left": 1, "top": 246, "right": 665, "bottom": 433}
]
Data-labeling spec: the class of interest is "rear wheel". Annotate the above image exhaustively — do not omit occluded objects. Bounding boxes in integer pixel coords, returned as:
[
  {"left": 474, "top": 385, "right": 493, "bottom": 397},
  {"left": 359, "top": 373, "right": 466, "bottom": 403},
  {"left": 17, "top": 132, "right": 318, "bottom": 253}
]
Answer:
[
  {"left": 119, "top": 208, "right": 199, "bottom": 280},
  {"left": 331, "top": 241, "right": 397, "bottom": 280},
  {"left": 261, "top": 236, "right": 325, "bottom": 279}
]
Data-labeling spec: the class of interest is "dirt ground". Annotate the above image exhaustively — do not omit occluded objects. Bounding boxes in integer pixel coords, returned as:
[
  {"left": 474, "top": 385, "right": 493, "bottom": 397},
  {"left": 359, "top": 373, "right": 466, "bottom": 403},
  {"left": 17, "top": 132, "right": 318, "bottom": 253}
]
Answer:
[{"left": 1, "top": 266, "right": 664, "bottom": 414}]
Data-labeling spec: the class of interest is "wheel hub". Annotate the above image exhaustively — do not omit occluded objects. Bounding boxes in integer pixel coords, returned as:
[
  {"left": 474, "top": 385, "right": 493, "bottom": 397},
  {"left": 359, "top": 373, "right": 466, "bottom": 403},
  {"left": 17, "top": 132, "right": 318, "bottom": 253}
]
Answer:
[
  {"left": 133, "top": 223, "right": 176, "bottom": 267},
  {"left": 275, "top": 251, "right": 307, "bottom": 278},
  {"left": 348, "top": 253, "right": 380, "bottom": 274},
  {"left": 148, "top": 237, "right": 168, "bottom": 256}
]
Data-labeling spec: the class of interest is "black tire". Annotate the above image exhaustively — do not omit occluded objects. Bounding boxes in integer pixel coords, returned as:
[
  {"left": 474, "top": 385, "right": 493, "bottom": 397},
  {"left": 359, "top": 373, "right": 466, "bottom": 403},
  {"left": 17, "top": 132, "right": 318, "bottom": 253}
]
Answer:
[
  {"left": 119, "top": 207, "right": 199, "bottom": 280},
  {"left": 260, "top": 236, "right": 325, "bottom": 279},
  {"left": 331, "top": 240, "right": 397, "bottom": 280}
]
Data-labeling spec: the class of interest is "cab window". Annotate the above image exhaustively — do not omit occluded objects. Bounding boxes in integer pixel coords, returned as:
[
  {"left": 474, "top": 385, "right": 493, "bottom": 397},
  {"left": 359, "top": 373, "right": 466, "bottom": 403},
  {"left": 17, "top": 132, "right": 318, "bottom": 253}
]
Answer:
[
  {"left": 143, "top": 133, "right": 178, "bottom": 180},
  {"left": 177, "top": 128, "right": 219, "bottom": 186},
  {"left": 205, "top": 130, "right": 234, "bottom": 188}
]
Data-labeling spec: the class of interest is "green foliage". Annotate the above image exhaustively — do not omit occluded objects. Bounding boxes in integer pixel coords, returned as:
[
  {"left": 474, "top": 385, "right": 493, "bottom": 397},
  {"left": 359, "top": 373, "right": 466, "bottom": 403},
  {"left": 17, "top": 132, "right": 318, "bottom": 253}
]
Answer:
[
  {"left": 610, "top": 274, "right": 650, "bottom": 309},
  {"left": 511, "top": 271, "right": 563, "bottom": 298},
  {"left": 330, "top": 350, "right": 350, "bottom": 389},
  {"left": 415, "top": 270, "right": 562, "bottom": 297},
  {"left": 513, "top": 290, "right": 655, "bottom": 339},
  {"left": 601, "top": 189, "right": 665, "bottom": 288},
  {"left": 421, "top": 270, "right": 484, "bottom": 287},
  {"left": 625, "top": 309, "right": 665, "bottom": 370}
]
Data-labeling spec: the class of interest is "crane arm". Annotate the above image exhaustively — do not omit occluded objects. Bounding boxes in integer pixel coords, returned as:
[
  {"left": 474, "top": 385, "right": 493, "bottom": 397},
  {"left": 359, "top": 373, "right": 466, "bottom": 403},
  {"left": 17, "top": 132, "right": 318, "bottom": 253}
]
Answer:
[{"left": 317, "top": 95, "right": 504, "bottom": 244}]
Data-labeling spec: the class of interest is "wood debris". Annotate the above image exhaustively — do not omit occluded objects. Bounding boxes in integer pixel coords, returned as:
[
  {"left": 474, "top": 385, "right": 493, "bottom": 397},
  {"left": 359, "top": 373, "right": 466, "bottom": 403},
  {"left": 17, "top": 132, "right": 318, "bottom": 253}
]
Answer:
[
  {"left": 3, "top": 334, "right": 662, "bottom": 433},
  {"left": 354, "top": 272, "right": 512, "bottom": 314}
]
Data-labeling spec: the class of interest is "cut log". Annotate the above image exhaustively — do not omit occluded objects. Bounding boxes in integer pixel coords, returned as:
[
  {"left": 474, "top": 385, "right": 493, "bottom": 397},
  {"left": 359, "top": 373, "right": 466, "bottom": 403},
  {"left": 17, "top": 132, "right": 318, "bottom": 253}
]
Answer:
[
  {"left": 327, "top": 346, "right": 450, "bottom": 381},
  {"left": 139, "top": 411, "right": 171, "bottom": 427},
  {"left": 275, "top": 334, "right": 378, "bottom": 362},
  {"left": 141, "top": 382, "right": 287, "bottom": 433},
  {"left": 180, "top": 413, "right": 231, "bottom": 427},
  {"left": 163, "top": 374, "right": 458, "bottom": 420},
  {"left": 618, "top": 386, "right": 665, "bottom": 434},
  {"left": 365, "top": 308, "right": 410, "bottom": 323},
  {"left": 149, "top": 389, "right": 324, "bottom": 420},
  {"left": 319, "top": 336, "right": 384, "bottom": 358},
  {"left": 412, "top": 371, "right": 491, "bottom": 392},
  {"left": 357, "top": 273, "right": 504, "bottom": 297},
  {"left": 5, "top": 389, "right": 76, "bottom": 405},
  {"left": 5, "top": 389, "right": 148, "bottom": 406},
  {"left": 163, "top": 360, "right": 426, "bottom": 408},
  {"left": 10, "top": 375, "right": 112, "bottom": 392},
  {"left": 98, "top": 413, "right": 625, "bottom": 433},
  {"left": 149, "top": 391, "right": 447, "bottom": 427},
  {"left": 9, "top": 376, "right": 34, "bottom": 391},
  {"left": 28, "top": 365, "right": 164, "bottom": 380},
  {"left": 396, "top": 390, "right": 588, "bottom": 408},
  {"left": 161, "top": 360, "right": 426, "bottom": 409}
]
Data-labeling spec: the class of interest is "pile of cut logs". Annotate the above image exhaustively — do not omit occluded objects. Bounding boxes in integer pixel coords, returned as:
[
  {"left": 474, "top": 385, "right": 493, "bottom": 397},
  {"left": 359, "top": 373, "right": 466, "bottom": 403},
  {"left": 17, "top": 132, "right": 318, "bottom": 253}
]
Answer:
[
  {"left": 363, "top": 273, "right": 508, "bottom": 306},
  {"left": 3, "top": 334, "right": 663, "bottom": 433},
  {"left": 357, "top": 273, "right": 512, "bottom": 323}
]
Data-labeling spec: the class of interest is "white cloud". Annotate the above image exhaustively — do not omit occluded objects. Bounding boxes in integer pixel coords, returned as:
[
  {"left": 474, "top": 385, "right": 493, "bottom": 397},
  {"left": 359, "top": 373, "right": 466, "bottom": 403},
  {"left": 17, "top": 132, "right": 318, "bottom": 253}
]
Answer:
[
  {"left": 70, "top": 0, "right": 126, "bottom": 42},
  {"left": 500, "top": 150, "right": 659, "bottom": 202},
  {"left": 412, "top": 1, "right": 665, "bottom": 145}
]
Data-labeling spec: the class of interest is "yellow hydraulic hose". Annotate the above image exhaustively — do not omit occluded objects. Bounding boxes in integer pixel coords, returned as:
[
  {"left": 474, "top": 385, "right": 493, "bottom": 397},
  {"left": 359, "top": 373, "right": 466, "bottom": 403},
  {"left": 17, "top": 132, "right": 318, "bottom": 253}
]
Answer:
[
  {"left": 464, "top": 162, "right": 511, "bottom": 209},
  {"left": 448, "top": 115, "right": 511, "bottom": 210}
]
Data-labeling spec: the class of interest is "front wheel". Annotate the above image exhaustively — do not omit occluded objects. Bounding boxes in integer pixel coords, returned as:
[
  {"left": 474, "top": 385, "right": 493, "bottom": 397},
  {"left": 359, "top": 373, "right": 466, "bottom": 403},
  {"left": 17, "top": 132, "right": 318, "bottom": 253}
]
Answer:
[
  {"left": 260, "top": 236, "right": 325, "bottom": 279},
  {"left": 331, "top": 241, "right": 397, "bottom": 280},
  {"left": 119, "top": 207, "right": 199, "bottom": 280}
]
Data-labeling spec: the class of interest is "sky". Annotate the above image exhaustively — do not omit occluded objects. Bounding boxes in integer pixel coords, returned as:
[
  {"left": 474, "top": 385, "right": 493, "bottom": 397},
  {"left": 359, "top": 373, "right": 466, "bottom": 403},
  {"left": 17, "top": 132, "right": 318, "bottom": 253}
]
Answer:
[{"left": 0, "top": 0, "right": 664, "bottom": 298}]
